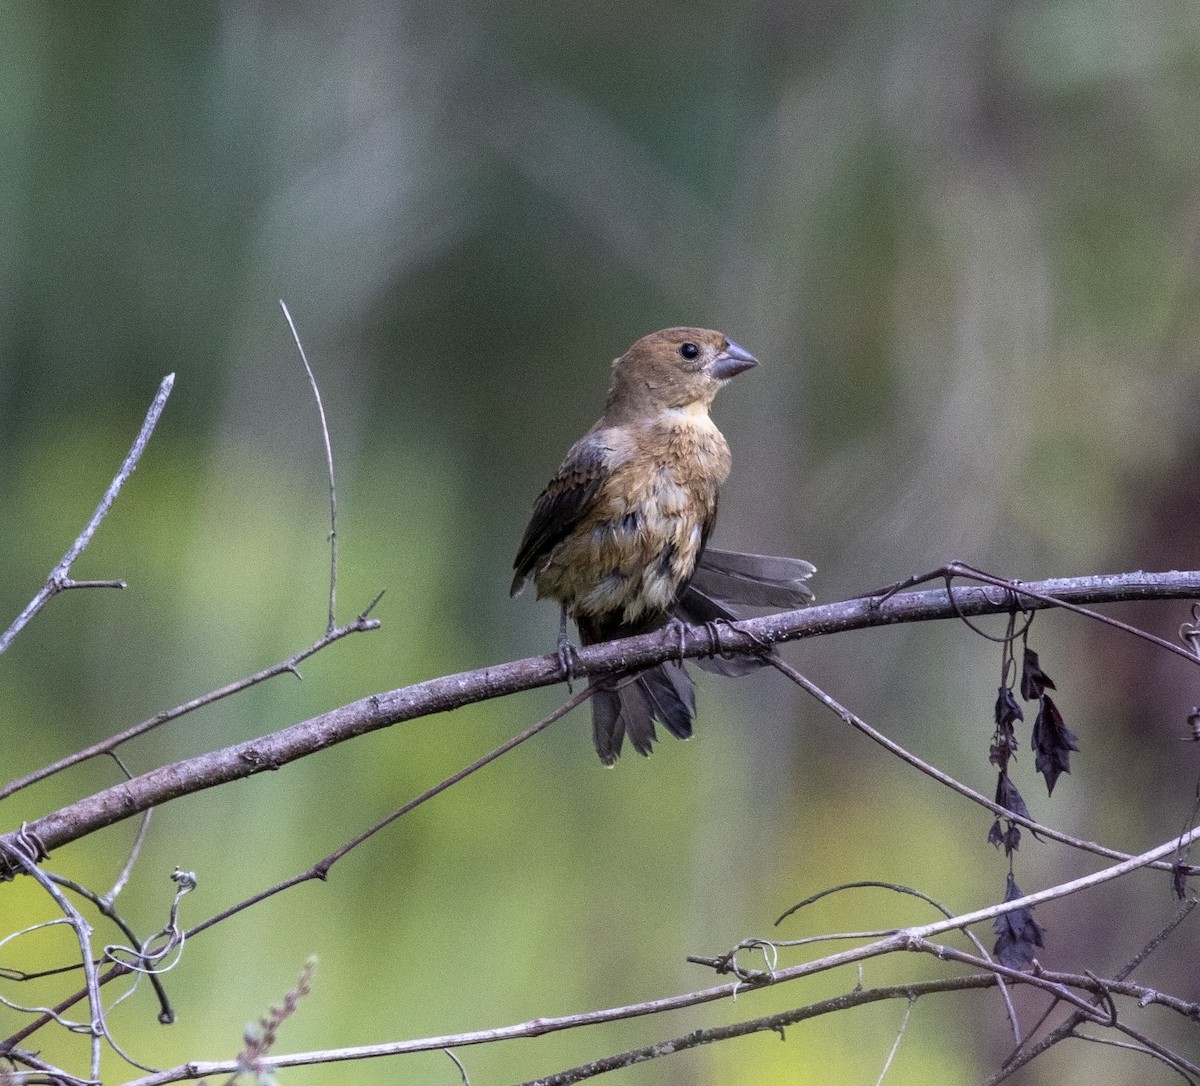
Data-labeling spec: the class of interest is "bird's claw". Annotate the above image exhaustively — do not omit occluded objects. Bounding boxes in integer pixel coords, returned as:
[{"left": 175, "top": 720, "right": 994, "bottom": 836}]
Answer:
[
  {"left": 557, "top": 639, "right": 580, "bottom": 692},
  {"left": 663, "top": 617, "right": 690, "bottom": 665}
]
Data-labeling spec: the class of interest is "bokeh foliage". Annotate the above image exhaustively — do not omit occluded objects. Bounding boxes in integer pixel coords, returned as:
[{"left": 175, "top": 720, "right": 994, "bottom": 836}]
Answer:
[{"left": 3, "top": 1, "right": 1200, "bottom": 1081}]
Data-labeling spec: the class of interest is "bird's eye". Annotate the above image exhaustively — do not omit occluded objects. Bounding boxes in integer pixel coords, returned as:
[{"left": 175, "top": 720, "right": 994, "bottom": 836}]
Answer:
[{"left": 679, "top": 342, "right": 699, "bottom": 360}]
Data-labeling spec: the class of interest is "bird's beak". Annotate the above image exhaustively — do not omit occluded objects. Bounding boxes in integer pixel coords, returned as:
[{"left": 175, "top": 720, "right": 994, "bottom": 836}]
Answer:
[{"left": 710, "top": 339, "right": 758, "bottom": 381}]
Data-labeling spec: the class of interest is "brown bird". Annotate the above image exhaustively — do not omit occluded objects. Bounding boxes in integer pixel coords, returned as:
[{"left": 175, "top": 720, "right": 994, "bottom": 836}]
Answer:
[{"left": 511, "top": 327, "right": 814, "bottom": 764}]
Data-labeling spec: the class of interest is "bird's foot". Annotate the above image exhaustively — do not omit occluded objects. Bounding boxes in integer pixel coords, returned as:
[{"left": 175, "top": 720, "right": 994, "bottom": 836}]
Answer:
[
  {"left": 664, "top": 616, "right": 690, "bottom": 665},
  {"left": 556, "top": 606, "right": 581, "bottom": 691},
  {"left": 557, "top": 636, "right": 580, "bottom": 692}
]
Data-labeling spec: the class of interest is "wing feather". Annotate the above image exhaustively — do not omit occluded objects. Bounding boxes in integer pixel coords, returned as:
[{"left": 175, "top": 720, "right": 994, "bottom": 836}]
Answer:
[{"left": 511, "top": 433, "right": 612, "bottom": 595}]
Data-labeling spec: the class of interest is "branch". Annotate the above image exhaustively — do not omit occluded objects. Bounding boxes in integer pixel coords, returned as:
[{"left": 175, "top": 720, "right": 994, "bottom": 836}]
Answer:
[
  {"left": 279, "top": 300, "right": 339, "bottom": 634},
  {"left": 0, "top": 605, "right": 381, "bottom": 802},
  {"left": 0, "top": 374, "right": 175, "bottom": 655},
  {"left": 513, "top": 978, "right": 984, "bottom": 1086},
  {"left": 4, "top": 569, "right": 1200, "bottom": 867},
  {"left": 766, "top": 658, "right": 1197, "bottom": 876},
  {"left": 89, "top": 824, "right": 1200, "bottom": 1084}
]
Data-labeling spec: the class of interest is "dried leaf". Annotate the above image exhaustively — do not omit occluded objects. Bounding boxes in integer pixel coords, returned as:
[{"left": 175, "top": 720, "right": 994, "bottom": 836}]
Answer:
[
  {"left": 993, "top": 873, "right": 1046, "bottom": 969},
  {"left": 988, "top": 818, "right": 1022, "bottom": 854},
  {"left": 1173, "top": 861, "right": 1190, "bottom": 901},
  {"left": 1020, "top": 648, "right": 1056, "bottom": 701},
  {"left": 988, "top": 772, "right": 1032, "bottom": 855},
  {"left": 1031, "top": 694, "right": 1079, "bottom": 794},
  {"left": 995, "top": 771, "right": 1031, "bottom": 820},
  {"left": 991, "top": 687, "right": 1023, "bottom": 769}
]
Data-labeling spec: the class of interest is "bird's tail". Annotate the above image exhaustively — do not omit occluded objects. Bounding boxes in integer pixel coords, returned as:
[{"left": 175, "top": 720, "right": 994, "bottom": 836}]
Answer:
[
  {"left": 674, "top": 548, "right": 816, "bottom": 676},
  {"left": 589, "top": 662, "right": 695, "bottom": 766}
]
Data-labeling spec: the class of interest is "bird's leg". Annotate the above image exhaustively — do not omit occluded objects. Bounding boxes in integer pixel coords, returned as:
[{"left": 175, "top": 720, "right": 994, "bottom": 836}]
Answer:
[{"left": 557, "top": 606, "right": 579, "bottom": 691}]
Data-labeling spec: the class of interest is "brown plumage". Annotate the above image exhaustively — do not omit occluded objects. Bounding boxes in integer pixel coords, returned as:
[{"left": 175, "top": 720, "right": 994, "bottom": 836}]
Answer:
[{"left": 512, "top": 327, "right": 769, "bottom": 764}]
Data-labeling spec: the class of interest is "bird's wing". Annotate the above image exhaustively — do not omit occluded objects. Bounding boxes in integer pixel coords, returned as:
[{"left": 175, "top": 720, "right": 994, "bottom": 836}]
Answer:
[{"left": 510, "top": 432, "right": 615, "bottom": 595}]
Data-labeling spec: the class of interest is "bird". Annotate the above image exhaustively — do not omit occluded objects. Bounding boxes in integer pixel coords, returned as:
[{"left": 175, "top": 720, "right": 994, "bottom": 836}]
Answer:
[{"left": 511, "top": 327, "right": 814, "bottom": 764}]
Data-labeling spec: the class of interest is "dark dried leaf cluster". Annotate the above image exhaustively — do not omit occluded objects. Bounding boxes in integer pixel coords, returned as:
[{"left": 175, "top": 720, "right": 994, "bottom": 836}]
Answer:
[
  {"left": 989, "top": 648, "right": 1080, "bottom": 854},
  {"left": 993, "top": 872, "right": 1046, "bottom": 969},
  {"left": 990, "top": 686, "right": 1022, "bottom": 769},
  {"left": 1022, "top": 648, "right": 1078, "bottom": 794},
  {"left": 988, "top": 771, "right": 1030, "bottom": 854}
]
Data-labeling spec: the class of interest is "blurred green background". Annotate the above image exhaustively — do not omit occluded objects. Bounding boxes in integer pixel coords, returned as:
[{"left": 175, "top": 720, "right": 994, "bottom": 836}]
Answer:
[{"left": 3, "top": 1, "right": 1200, "bottom": 1082}]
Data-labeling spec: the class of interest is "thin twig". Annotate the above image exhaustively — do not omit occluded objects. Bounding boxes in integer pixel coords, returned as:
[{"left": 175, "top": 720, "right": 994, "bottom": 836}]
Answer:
[
  {"left": 444, "top": 1049, "right": 470, "bottom": 1085},
  {"left": 989, "top": 897, "right": 1198, "bottom": 1083},
  {"left": 1072, "top": 1030, "right": 1198, "bottom": 1083},
  {"left": 0, "top": 606, "right": 381, "bottom": 802},
  {"left": 0, "top": 843, "right": 105, "bottom": 1081},
  {"left": 43, "top": 870, "right": 174, "bottom": 1026},
  {"left": 279, "top": 300, "right": 339, "bottom": 634},
  {"left": 186, "top": 686, "right": 591, "bottom": 941},
  {"left": 770, "top": 880, "right": 1019, "bottom": 1044},
  {"left": 2, "top": 1048, "right": 92, "bottom": 1086},
  {"left": 765, "top": 656, "right": 1197, "bottom": 878},
  {"left": 0, "top": 373, "right": 175, "bottom": 655},
  {"left": 517, "top": 978, "right": 994, "bottom": 1086},
  {"left": 1110, "top": 1020, "right": 1200, "bottom": 1077},
  {"left": 939, "top": 562, "right": 1200, "bottom": 667},
  {"left": 874, "top": 997, "right": 915, "bottom": 1086}
]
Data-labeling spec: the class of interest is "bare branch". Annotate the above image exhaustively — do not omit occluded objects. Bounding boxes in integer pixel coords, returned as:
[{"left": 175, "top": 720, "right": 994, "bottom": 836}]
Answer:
[
  {"left": 5, "top": 570, "right": 1200, "bottom": 864},
  {"left": 517, "top": 978, "right": 992, "bottom": 1086},
  {"left": 767, "top": 657, "right": 1198, "bottom": 877},
  {"left": 0, "top": 373, "right": 175, "bottom": 655},
  {"left": 74, "top": 825, "right": 1200, "bottom": 1084},
  {"left": 279, "top": 300, "right": 339, "bottom": 634},
  {"left": 0, "top": 608, "right": 380, "bottom": 802}
]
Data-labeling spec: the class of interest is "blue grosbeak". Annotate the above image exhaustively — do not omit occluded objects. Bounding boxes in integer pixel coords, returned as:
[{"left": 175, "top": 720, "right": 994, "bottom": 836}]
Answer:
[{"left": 512, "top": 327, "right": 813, "bottom": 763}]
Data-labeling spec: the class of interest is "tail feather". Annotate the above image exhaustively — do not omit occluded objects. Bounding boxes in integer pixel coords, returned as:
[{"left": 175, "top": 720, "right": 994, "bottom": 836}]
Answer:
[
  {"left": 690, "top": 548, "right": 815, "bottom": 608},
  {"left": 674, "top": 548, "right": 816, "bottom": 676},
  {"left": 589, "top": 663, "right": 695, "bottom": 763},
  {"left": 590, "top": 681, "right": 632, "bottom": 766},
  {"left": 586, "top": 549, "right": 814, "bottom": 763},
  {"left": 639, "top": 663, "right": 695, "bottom": 740}
]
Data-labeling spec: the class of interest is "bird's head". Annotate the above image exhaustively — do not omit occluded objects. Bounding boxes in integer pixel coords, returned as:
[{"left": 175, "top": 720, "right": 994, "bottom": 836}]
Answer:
[{"left": 605, "top": 327, "right": 758, "bottom": 420}]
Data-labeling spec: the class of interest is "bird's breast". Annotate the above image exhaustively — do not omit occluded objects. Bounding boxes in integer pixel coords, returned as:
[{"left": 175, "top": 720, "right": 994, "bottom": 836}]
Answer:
[{"left": 533, "top": 413, "right": 732, "bottom": 628}]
